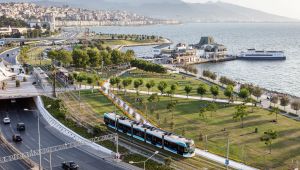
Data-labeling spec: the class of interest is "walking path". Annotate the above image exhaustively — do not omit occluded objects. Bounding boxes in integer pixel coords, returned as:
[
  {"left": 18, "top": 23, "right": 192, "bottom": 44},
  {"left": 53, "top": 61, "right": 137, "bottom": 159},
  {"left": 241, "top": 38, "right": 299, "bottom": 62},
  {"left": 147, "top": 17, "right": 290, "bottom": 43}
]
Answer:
[
  {"left": 164, "top": 64, "right": 300, "bottom": 119},
  {"left": 100, "top": 81, "right": 258, "bottom": 170}
]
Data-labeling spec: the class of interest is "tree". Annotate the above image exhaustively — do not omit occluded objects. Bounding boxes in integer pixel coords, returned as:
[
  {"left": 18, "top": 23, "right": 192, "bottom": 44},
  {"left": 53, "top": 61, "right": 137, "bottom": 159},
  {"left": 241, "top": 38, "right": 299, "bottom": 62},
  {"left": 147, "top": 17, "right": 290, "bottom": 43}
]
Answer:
[
  {"left": 111, "top": 49, "right": 124, "bottom": 65},
  {"left": 72, "top": 49, "right": 89, "bottom": 68},
  {"left": 224, "top": 85, "right": 234, "bottom": 103},
  {"left": 233, "top": 105, "right": 248, "bottom": 128},
  {"left": 167, "top": 101, "right": 177, "bottom": 120},
  {"left": 291, "top": 100, "right": 300, "bottom": 114},
  {"left": 148, "top": 93, "right": 160, "bottom": 114},
  {"left": 122, "top": 78, "right": 132, "bottom": 96},
  {"left": 210, "top": 85, "right": 219, "bottom": 100},
  {"left": 48, "top": 50, "right": 58, "bottom": 60},
  {"left": 87, "top": 48, "right": 100, "bottom": 67},
  {"left": 146, "top": 80, "right": 155, "bottom": 94},
  {"left": 280, "top": 96, "right": 290, "bottom": 111},
  {"left": 54, "top": 50, "right": 72, "bottom": 66},
  {"left": 164, "top": 157, "right": 172, "bottom": 167},
  {"left": 270, "top": 95, "right": 279, "bottom": 107},
  {"left": 124, "top": 49, "right": 135, "bottom": 63},
  {"left": 87, "top": 76, "right": 95, "bottom": 93},
  {"left": 199, "top": 107, "right": 207, "bottom": 120},
  {"left": 110, "top": 78, "right": 117, "bottom": 92},
  {"left": 197, "top": 84, "right": 207, "bottom": 98},
  {"left": 157, "top": 81, "right": 168, "bottom": 95},
  {"left": 115, "top": 77, "right": 121, "bottom": 91},
  {"left": 207, "top": 103, "right": 218, "bottom": 118},
  {"left": 252, "top": 86, "right": 263, "bottom": 101},
  {"left": 184, "top": 85, "right": 193, "bottom": 98},
  {"left": 238, "top": 88, "right": 250, "bottom": 102},
  {"left": 133, "top": 79, "right": 143, "bottom": 95},
  {"left": 260, "top": 130, "right": 278, "bottom": 154},
  {"left": 269, "top": 107, "right": 280, "bottom": 123}
]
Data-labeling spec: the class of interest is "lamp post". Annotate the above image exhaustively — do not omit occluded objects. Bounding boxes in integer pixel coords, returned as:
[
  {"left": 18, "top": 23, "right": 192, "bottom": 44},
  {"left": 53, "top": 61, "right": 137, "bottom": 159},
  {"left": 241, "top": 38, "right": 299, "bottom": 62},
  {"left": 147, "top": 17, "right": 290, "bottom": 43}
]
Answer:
[
  {"left": 24, "top": 105, "right": 51, "bottom": 170},
  {"left": 129, "top": 151, "right": 159, "bottom": 170}
]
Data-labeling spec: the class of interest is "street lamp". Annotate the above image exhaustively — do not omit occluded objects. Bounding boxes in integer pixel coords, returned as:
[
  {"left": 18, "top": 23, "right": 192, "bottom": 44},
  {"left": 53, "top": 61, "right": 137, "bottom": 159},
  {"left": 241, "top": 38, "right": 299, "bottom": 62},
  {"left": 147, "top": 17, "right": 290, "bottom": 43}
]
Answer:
[
  {"left": 129, "top": 151, "right": 159, "bottom": 170},
  {"left": 24, "top": 105, "right": 50, "bottom": 170}
]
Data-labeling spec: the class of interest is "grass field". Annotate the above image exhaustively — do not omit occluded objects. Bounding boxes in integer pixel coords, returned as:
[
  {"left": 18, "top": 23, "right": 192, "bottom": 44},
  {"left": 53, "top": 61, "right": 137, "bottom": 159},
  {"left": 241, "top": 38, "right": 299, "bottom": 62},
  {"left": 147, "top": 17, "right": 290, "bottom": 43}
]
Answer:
[
  {"left": 117, "top": 92, "right": 300, "bottom": 169},
  {"left": 24, "top": 47, "right": 51, "bottom": 66},
  {"left": 119, "top": 69, "right": 229, "bottom": 99}
]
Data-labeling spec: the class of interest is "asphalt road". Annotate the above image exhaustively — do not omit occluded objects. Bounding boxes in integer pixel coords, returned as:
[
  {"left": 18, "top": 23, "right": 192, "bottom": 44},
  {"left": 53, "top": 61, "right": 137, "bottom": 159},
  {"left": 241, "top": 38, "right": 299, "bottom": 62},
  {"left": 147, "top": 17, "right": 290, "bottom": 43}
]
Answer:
[
  {"left": 0, "top": 135, "right": 28, "bottom": 170},
  {"left": 0, "top": 98, "right": 127, "bottom": 170},
  {"left": 0, "top": 47, "right": 19, "bottom": 65}
]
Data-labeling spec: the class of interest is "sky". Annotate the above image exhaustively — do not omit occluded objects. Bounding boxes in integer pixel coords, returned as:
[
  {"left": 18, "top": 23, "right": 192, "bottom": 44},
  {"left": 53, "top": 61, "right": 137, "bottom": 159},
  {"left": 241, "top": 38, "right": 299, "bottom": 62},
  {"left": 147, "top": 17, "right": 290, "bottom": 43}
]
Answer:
[{"left": 183, "top": 0, "right": 300, "bottom": 19}]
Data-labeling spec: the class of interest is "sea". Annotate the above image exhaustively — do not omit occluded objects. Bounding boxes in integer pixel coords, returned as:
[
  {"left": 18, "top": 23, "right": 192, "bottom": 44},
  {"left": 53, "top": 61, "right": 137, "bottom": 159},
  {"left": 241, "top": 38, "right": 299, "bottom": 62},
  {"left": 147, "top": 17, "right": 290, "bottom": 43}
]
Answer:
[{"left": 88, "top": 23, "right": 300, "bottom": 97}]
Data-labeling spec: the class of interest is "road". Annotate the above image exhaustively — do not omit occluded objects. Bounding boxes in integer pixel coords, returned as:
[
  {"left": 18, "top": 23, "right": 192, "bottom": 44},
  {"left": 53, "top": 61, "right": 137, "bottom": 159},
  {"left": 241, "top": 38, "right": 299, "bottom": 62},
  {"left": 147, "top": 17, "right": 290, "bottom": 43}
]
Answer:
[
  {"left": 0, "top": 98, "right": 128, "bottom": 170},
  {"left": 0, "top": 47, "right": 19, "bottom": 65},
  {"left": 0, "top": 135, "right": 28, "bottom": 170}
]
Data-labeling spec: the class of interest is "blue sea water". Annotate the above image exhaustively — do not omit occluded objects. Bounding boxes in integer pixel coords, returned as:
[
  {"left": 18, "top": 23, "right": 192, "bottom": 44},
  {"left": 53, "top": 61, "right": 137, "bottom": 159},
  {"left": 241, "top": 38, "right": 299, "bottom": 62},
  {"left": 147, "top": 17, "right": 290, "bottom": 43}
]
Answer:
[{"left": 89, "top": 23, "right": 300, "bottom": 97}]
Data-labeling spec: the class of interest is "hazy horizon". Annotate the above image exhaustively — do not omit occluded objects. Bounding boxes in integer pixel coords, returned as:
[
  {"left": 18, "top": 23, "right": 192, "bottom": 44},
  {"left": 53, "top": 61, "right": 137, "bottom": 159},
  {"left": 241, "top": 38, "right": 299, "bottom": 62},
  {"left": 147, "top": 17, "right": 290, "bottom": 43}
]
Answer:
[{"left": 183, "top": 0, "right": 300, "bottom": 19}]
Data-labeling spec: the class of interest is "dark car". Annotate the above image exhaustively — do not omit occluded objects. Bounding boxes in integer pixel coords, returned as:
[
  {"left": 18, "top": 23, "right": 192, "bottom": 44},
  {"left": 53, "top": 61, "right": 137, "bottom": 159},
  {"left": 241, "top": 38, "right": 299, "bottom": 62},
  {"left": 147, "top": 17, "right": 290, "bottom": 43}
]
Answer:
[
  {"left": 12, "top": 134, "right": 22, "bottom": 142},
  {"left": 62, "top": 161, "right": 79, "bottom": 170},
  {"left": 17, "top": 123, "right": 25, "bottom": 131}
]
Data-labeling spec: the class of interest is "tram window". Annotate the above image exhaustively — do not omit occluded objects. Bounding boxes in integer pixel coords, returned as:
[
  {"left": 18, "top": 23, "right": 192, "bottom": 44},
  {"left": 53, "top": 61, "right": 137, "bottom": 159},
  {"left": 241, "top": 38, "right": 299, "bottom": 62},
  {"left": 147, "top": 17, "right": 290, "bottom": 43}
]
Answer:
[
  {"left": 178, "top": 146, "right": 185, "bottom": 153},
  {"left": 146, "top": 134, "right": 152, "bottom": 142}
]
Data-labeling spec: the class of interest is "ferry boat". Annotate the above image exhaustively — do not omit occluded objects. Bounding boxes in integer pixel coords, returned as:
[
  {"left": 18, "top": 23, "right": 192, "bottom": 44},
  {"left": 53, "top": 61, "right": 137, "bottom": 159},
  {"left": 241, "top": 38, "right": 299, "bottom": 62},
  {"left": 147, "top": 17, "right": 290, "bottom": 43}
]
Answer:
[{"left": 239, "top": 49, "right": 286, "bottom": 60}]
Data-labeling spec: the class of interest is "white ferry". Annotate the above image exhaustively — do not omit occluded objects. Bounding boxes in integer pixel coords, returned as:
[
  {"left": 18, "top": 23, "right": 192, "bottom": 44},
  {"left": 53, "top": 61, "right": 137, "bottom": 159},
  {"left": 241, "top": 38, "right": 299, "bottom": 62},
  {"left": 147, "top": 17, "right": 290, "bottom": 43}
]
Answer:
[{"left": 239, "top": 49, "right": 286, "bottom": 60}]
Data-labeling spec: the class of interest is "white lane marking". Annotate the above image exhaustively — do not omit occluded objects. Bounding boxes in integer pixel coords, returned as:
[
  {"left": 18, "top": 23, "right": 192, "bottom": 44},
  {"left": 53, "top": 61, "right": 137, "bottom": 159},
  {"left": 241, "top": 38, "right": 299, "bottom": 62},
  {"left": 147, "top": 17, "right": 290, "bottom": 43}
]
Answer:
[
  {"left": 30, "top": 136, "right": 36, "bottom": 142},
  {"left": 43, "top": 157, "right": 49, "bottom": 162},
  {"left": 24, "top": 144, "right": 31, "bottom": 150},
  {"left": 57, "top": 155, "right": 64, "bottom": 160}
]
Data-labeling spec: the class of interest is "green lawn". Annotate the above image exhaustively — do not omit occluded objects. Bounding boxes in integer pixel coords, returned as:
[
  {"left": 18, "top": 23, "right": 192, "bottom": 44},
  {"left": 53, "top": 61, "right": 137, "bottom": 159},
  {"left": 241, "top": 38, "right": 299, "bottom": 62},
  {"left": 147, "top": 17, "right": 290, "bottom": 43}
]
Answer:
[
  {"left": 118, "top": 92, "right": 300, "bottom": 169},
  {"left": 25, "top": 47, "right": 51, "bottom": 66},
  {"left": 119, "top": 69, "right": 228, "bottom": 99}
]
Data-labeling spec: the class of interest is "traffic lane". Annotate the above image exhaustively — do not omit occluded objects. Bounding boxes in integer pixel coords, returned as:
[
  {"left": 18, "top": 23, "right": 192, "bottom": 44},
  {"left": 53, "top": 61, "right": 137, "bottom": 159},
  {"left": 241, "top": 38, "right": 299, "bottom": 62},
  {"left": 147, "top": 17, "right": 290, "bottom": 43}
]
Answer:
[
  {"left": 0, "top": 48, "right": 19, "bottom": 65},
  {"left": 0, "top": 105, "right": 32, "bottom": 169},
  {"left": 0, "top": 142, "right": 29, "bottom": 170},
  {"left": 0, "top": 98, "right": 126, "bottom": 170}
]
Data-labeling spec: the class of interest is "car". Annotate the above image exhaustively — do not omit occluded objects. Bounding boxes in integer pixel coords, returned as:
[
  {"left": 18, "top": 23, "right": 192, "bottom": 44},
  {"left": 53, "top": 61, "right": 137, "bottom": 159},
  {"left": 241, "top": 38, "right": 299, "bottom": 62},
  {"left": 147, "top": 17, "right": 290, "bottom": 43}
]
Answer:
[
  {"left": 3, "top": 117, "right": 10, "bottom": 124},
  {"left": 62, "top": 161, "right": 79, "bottom": 170},
  {"left": 17, "top": 123, "right": 25, "bottom": 131},
  {"left": 12, "top": 134, "right": 22, "bottom": 142},
  {"left": 11, "top": 99, "right": 16, "bottom": 103}
]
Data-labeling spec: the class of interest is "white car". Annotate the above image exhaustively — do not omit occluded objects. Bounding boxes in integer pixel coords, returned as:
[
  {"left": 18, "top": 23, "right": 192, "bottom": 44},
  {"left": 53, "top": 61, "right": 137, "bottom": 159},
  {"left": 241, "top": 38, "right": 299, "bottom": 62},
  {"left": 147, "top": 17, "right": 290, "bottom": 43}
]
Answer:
[{"left": 3, "top": 117, "right": 10, "bottom": 124}]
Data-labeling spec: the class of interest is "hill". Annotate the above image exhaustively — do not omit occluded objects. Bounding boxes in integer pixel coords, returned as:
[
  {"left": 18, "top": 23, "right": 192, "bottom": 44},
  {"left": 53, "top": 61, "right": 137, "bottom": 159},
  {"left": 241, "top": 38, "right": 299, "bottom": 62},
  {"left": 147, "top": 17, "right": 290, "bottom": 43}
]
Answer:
[{"left": 2, "top": 0, "right": 297, "bottom": 22}]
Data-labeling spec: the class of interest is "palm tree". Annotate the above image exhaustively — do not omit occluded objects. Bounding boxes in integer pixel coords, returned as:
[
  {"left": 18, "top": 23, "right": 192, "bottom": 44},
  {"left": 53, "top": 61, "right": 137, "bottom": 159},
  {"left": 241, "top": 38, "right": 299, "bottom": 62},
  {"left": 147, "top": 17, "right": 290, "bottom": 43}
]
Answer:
[
  {"left": 233, "top": 105, "right": 248, "bottom": 128},
  {"left": 260, "top": 129, "right": 278, "bottom": 154},
  {"left": 184, "top": 85, "right": 193, "bottom": 98},
  {"left": 197, "top": 84, "right": 207, "bottom": 99}
]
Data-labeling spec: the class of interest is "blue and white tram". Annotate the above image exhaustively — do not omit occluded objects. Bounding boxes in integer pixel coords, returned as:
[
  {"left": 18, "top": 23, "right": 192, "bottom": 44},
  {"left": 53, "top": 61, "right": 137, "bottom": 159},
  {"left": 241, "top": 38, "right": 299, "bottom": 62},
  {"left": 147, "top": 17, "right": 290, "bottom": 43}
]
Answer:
[{"left": 104, "top": 112, "right": 195, "bottom": 157}]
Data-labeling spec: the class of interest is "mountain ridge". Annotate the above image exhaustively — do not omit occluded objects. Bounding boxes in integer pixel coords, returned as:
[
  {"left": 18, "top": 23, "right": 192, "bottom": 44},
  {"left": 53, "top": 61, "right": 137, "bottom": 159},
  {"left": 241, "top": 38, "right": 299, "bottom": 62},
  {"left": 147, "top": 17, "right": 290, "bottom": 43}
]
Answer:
[{"left": 1, "top": 0, "right": 297, "bottom": 22}]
